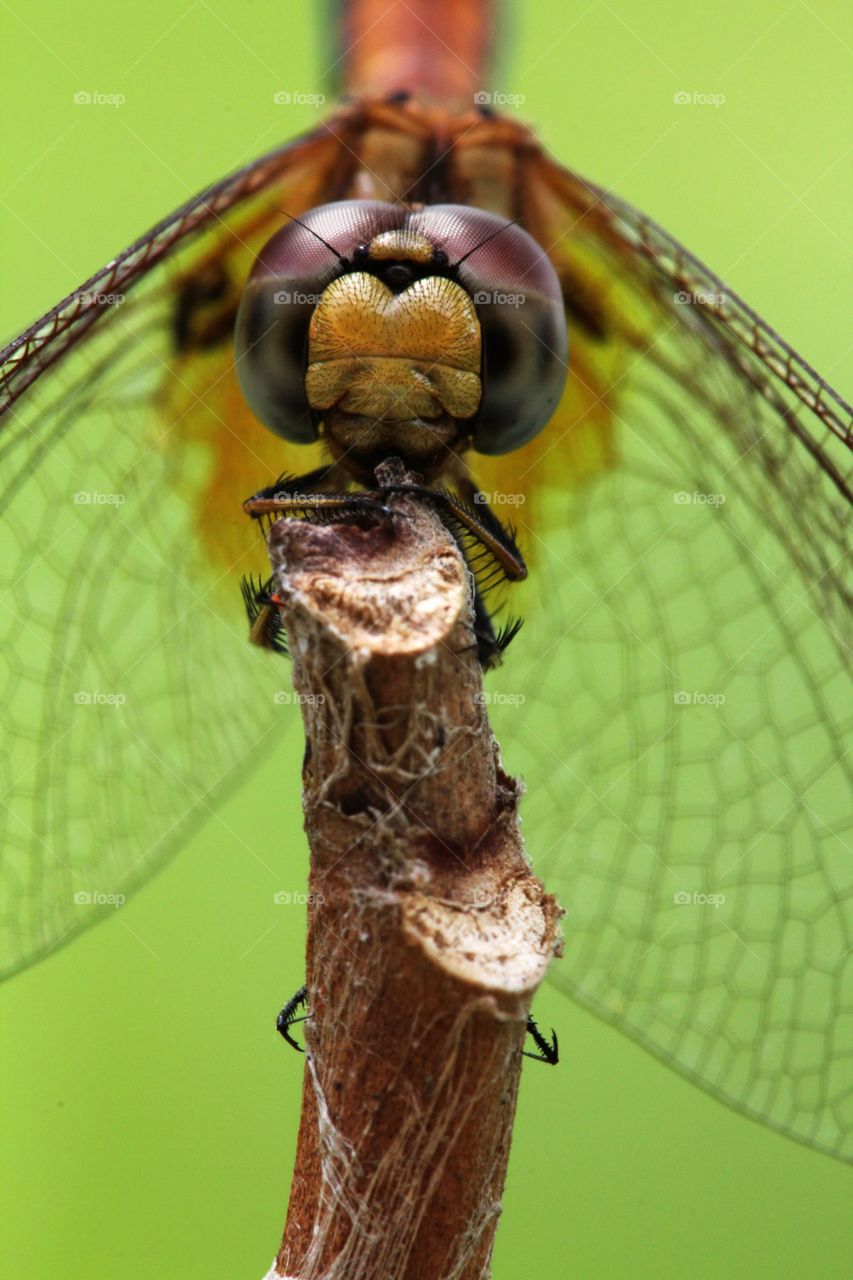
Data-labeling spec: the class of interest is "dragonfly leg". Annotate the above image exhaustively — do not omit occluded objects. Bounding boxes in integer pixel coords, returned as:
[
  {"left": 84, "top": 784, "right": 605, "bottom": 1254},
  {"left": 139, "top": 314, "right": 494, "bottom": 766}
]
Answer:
[
  {"left": 277, "top": 983, "right": 557, "bottom": 1066},
  {"left": 243, "top": 464, "right": 527, "bottom": 666},
  {"left": 244, "top": 487, "right": 402, "bottom": 526},
  {"left": 242, "top": 464, "right": 407, "bottom": 654},
  {"left": 389, "top": 475, "right": 527, "bottom": 667},
  {"left": 245, "top": 461, "right": 342, "bottom": 506},
  {"left": 244, "top": 463, "right": 526, "bottom": 581},
  {"left": 277, "top": 983, "right": 310, "bottom": 1053},
  {"left": 470, "top": 584, "right": 523, "bottom": 671},
  {"left": 241, "top": 573, "right": 289, "bottom": 654},
  {"left": 375, "top": 480, "right": 527, "bottom": 583},
  {"left": 368, "top": 479, "right": 527, "bottom": 667},
  {"left": 244, "top": 461, "right": 400, "bottom": 524},
  {"left": 523, "top": 1014, "right": 559, "bottom": 1065}
]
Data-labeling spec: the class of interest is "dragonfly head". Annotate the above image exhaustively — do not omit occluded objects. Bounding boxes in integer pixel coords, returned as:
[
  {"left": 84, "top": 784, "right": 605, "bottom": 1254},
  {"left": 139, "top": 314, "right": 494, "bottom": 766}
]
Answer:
[{"left": 235, "top": 201, "right": 567, "bottom": 481}]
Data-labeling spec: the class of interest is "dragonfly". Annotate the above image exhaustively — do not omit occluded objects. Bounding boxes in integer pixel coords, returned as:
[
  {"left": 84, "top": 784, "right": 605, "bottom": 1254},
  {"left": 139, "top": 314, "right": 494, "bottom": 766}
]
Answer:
[{"left": 1, "top": 0, "right": 850, "bottom": 1170}]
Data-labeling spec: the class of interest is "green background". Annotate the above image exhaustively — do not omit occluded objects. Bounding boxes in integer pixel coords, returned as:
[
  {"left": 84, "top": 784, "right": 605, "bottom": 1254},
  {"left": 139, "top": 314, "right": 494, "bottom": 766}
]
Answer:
[{"left": 1, "top": 1, "right": 850, "bottom": 1276}]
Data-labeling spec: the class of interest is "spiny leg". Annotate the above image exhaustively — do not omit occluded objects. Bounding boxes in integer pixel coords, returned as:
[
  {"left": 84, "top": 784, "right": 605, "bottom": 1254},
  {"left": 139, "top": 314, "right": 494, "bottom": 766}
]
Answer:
[
  {"left": 242, "top": 462, "right": 401, "bottom": 652},
  {"left": 471, "top": 584, "right": 524, "bottom": 671},
  {"left": 243, "top": 458, "right": 401, "bottom": 523},
  {"left": 277, "top": 984, "right": 310, "bottom": 1053},
  {"left": 245, "top": 468, "right": 526, "bottom": 583},
  {"left": 426, "top": 475, "right": 527, "bottom": 666},
  {"left": 363, "top": 480, "right": 527, "bottom": 666},
  {"left": 245, "top": 461, "right": 343, "bottom": 509},
  {"left": 454, "top": 474, "right": 528, "bottom": 580},
  {"left": 524, "top": 1015, "right": 559, "bottom": 1065},
  {"left": 241, "top": 573, "right": 288, "bottom": 654},
  {"left": 275, "top": 981, "right": 557, "bottom": 1065},
  {"left": 375, "top": 481, "right": 527, "bottom": 584},
  {"left": 243, "top": 462, "right": 527, "bottom": 667}
]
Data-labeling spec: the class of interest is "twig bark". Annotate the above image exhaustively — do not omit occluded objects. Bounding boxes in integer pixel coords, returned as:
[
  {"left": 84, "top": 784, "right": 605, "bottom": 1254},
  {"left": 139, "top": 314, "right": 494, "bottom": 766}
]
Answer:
[{"left": 263, "top": 459, "right": 562, "bottom": 1280}]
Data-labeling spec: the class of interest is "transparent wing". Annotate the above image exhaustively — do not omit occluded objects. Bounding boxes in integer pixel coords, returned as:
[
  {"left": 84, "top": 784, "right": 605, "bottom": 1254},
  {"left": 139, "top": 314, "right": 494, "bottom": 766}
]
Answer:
[
  {"left": 2, "top": 96, "right": 850, "bottom": 1162},
  {"left": 0, "top": 123, "right": 351, "bottom": 979},
  {"left": 478, "top": 158, "right": 852, "bottom": 1160}
]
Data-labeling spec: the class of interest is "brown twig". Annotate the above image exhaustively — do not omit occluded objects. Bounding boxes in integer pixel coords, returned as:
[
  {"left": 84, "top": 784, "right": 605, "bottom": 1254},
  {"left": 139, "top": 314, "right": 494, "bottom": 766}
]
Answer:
[{"left": 263, "top": 459, "right": 562, "bottom": 1280}]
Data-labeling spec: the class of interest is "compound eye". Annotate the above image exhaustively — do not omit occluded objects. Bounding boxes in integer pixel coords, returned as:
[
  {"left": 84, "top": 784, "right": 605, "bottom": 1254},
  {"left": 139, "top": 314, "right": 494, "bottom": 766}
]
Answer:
[
  {"left": 408, "top": 206, "right": 569, "bottom": 453},
  {"left": 234, "top": 201, "right": 402, "bottom": 441},
  {"left": 474, "top": 292, "right": 568, "bottom": 454}
]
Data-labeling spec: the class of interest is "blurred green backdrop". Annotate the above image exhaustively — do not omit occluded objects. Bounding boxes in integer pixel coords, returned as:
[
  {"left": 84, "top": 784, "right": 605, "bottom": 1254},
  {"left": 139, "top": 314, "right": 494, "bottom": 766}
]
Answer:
[{"left": 1, "top": 1, "right": 850, "bottom": 1277}]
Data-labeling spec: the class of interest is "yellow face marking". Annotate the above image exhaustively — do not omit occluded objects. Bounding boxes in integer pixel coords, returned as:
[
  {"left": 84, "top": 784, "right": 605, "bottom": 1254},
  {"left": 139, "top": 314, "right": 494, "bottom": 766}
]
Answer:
[
  {"left": 367, "top": 229, "right": 435, "bottom": 262},
  {"left": 305, "top": 272, "right": 482, "bottom": 422}
]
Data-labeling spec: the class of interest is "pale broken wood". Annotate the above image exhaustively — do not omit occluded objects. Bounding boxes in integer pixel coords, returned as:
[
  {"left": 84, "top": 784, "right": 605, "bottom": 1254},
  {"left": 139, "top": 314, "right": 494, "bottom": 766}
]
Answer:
[{"left": 263, "top": 459, "right": 562, "bottom": 1280}]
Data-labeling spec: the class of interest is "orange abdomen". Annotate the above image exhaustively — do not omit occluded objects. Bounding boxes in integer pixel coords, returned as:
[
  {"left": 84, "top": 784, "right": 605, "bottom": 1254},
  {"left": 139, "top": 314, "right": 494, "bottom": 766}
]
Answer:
[{"left": 339, "top": 0, "right": 496, "bottom": 102}]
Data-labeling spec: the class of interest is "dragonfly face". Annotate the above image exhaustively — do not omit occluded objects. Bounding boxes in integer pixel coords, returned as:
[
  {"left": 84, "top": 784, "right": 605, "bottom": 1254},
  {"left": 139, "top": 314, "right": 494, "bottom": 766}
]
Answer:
[{"left": 235, "top": 200, "right": 568, "bottom": 483}]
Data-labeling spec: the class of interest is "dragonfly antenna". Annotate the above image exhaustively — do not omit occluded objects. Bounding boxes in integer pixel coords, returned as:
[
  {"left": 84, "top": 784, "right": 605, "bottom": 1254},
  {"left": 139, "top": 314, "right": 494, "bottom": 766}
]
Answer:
[
  {"left": 453, "top": 218, "right": 521, "bottom": 268},
  {"left": 277, "top": 209, "right": 349, "bottom": 266}
]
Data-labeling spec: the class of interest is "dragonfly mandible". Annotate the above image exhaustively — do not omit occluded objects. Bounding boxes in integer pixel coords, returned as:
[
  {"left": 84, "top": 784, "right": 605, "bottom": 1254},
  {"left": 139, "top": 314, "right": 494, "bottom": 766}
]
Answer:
[{"left": 1, "top": 0, "right": 850, "bottom": 1172}]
